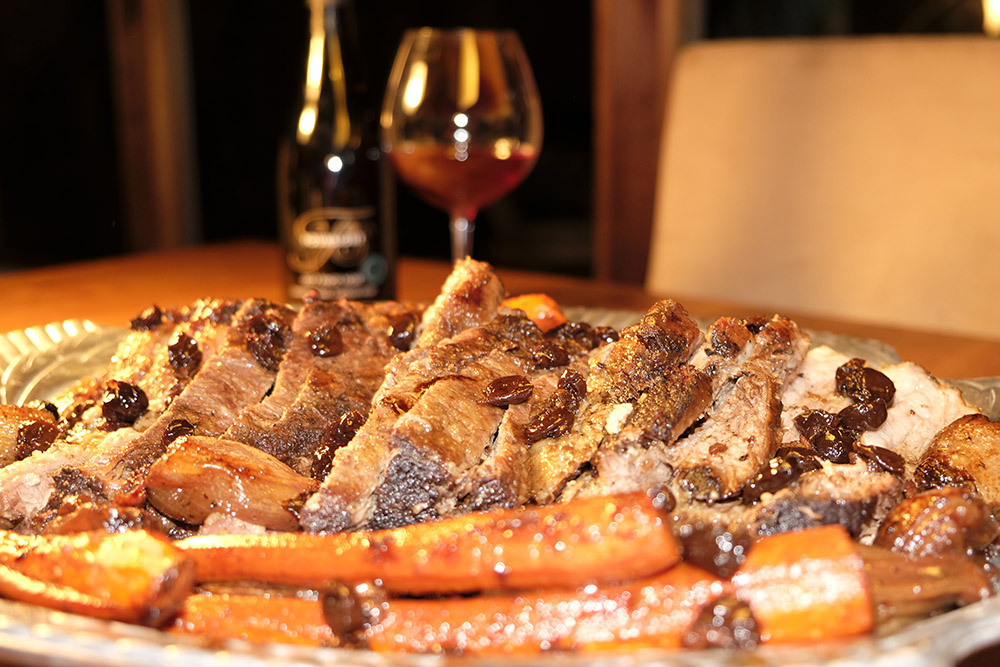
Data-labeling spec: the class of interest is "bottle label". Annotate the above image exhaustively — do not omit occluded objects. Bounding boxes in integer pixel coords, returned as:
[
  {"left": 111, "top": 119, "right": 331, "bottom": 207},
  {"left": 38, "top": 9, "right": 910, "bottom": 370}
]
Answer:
[{"left": 286, "top": 206, "right": 387, "bottom": 300}]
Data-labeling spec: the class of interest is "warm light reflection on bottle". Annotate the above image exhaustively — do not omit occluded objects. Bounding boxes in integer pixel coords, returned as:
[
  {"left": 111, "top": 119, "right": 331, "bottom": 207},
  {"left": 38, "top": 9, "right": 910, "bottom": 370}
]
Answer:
[
  {"left": 297, "top": 5, "right": 326, "bottom": 142},
  {"left": 298, "top": 107, "right": 318, "bottom": 138},
  {"left": 494, "top": 139, "right": 512, "bottom": 160}
]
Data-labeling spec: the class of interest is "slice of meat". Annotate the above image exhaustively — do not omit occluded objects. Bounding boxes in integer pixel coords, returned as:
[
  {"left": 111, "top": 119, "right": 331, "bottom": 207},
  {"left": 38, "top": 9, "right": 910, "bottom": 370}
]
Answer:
[
  {"left": 413, "top": 257, "right": 506, "bottom": 348},
  {"left": 567, "top": 365, "right": 713, "bottom": 501},
  {"left": 96, "top": 299, "right": 296, "bottom": 487},
  {"left": 302, "top": 311, "right": 545, "bottom": 532},
  {"left": 0, "top": 429, "right": 138, "bottom": 528},
  {"left": 588, "top": 300, "right": 703, "bottom": 402},
  {"left": 224, "top": 298, "right": 420, "bottom": 475},
  {"left": 781, "top": 346, "right": 978, "bottom": 474},
  {"left": 0, "top": 405, "right": 58, "bottom": 467},
  {"left": 63, "top": 300, "right": 242, "bottom": 436},
  {"left": 665, "top": 317, "right": 810, "bottom": 502},
  {"left": 0, "top": 300, "right": 296, "bottom": 527},
  {"left": 299, "top": 262, "right": 509, "bottom": 533},
  {"left": 666, "top": 366, "right": 782, "bottom": 502},
  {"left": 529, "top": 301, "right": 705, "bottom": 503},
  {"left": 914, "top": 414, "right": 1000, "bottom": 506}
]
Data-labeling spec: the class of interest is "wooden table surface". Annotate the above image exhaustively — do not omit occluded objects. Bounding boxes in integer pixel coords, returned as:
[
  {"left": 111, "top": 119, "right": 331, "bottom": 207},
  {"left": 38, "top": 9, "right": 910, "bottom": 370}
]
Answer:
[{"left": 2, "top": 239, "right": 999, "bottom": 379}]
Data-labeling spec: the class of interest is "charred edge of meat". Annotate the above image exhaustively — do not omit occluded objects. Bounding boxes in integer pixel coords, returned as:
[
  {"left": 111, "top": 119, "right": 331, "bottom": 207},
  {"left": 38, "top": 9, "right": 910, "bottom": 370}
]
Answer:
[
  {"left": 459, "top": 476, "right": 519, "bottom": 513},
  {"left": 367, "top": 447, "right": 451, "bottom": 530},
  {"left": 914, "top": 457, "right": 979, "bottom": 495},
  {"left": 750, "top": 489, "right": 882, "bottom": 539},
  {"left": 17, "top": 468, "right": 112, "bottom": 534}
]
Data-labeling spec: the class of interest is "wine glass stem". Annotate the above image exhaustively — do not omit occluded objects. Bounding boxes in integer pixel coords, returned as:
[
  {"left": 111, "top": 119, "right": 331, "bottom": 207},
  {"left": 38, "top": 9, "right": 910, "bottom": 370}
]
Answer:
[{"left": 450, "top": 213, "right": 476, "bottom": 262}]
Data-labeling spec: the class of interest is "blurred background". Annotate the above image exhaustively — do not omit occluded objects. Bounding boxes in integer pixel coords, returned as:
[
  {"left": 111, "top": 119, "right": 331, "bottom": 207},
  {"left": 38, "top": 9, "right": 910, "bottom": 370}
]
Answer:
[{"left": 0, "top": 0, "right": 991, "bottom": 279}]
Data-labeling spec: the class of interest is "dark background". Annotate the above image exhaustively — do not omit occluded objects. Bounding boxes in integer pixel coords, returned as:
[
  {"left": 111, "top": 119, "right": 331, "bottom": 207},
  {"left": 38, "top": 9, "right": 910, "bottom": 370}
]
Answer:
[{"left": 0, "top": 0, "right": 987, "bottom": 274}]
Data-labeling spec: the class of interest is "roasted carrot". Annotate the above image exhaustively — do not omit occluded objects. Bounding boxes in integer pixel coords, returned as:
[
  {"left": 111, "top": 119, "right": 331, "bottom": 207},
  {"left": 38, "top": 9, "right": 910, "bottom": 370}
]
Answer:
[
  {"left": 170, "top": 592, "right": 338, "bottom": 647},
  {"left": 732, "top": 524, "right": 873, "bottom": 644},
  {"left": 0, "top": 529, "right": 194, "bottom": 626},
  {"left": 169, "top": 564, "right": 723, "bottom": 654},
  {"left": 368, "top": 563, "right": 722, "bottom": 654},
  {"left": 177, "top": 492, "right": 679, "bottom": 595},
  {"left": 501, "top": 293, "right": 567, "bottom": 332}
]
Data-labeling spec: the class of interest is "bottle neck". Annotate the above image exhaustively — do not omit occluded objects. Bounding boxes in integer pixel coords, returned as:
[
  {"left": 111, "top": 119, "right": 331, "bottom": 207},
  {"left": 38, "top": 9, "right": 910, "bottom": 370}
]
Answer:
[{"left": 296, "top": 0, "right": 365, "bottom": 149}]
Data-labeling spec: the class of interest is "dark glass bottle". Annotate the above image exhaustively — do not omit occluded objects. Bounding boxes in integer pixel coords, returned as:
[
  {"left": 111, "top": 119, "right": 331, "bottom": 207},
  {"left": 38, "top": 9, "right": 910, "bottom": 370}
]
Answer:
[{"left": 278, "top": 0, "right": 395, "bottom": 301}]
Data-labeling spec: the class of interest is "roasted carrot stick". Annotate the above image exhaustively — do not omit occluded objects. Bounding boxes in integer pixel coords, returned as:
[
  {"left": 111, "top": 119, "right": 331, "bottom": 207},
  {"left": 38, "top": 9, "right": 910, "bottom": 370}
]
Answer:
[
  {"left": 0, "top": 529, "right": 194, "bottom": 626},
  {"left": 732, "top": 524, "right": 873, "bottom": 644},
  {"left": 170, "top": 592, "right": 338, "bottom": 647},
  {"left": 501, "top": 293, "right": 567, "bottom": 332},
  {"left": 177, "top": 492, "right": 679, "bottom": 595},
  {"left": 169, "top": 564, "right": 723, "bottom": 654}
]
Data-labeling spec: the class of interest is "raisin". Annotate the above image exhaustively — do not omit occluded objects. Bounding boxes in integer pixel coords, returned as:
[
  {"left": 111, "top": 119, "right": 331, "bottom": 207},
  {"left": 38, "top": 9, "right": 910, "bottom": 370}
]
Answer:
[
  {"left": 557, "top": 369, "right": 587, "bottom": 401},
  {"left": 388, "top": 312, "right": 419, "bottom": 352},
  {"left": 855, "top": 443, "right": 905, "bottom": 476},
  {"left": 308, "top": 326, "right": 343, "bottom": 357},
  {"left": 793, "top": 409, "right": 839, "bottom": 442},
  {"left": 742, "top": 456, "right": 799, "bottom": 505},
  {"left": 16, "top": 421, "right": 60, "bottom": 460},
  {"left": 313, "top": 411, "right": 365, "bottom": 479},
  {"left": 674, "top": 521, "right": 752, "bottom": 579},
  {"left": 594, "top": 326, "right": 619, "bottom": 345},
  {"left": 683, "top": 594, "right": 760, "bottom": 650},
  {"left": 839, "top": 399, "right": 888, "bottom": 433},
  {"left": 246, "top": 314, "right": 290, "bottom": 371},
  {"left": 836, "top": 358, "right": 895, "bottom": 405},
  {"left": 101, "top": 380, "right": 148, "bottom": 428},
  {"left": 546, "top": 321, "right": 596, "bottom": 349},
  {"left": 523, "top": 405, "right": 575, "bottom": 443},
  {"left": 322, "top": 581, "right": 386, "bottom": 647},
  {"left": 532, "top": 341, "right": 570, "bottom": 369},
  {"left": 162, "top": 418, "right": 195, "bottom": 445},
  {"left": 478, "top": 375, "right": 533, "bottom": 407},
  {"left": 130, "top": 305, "right": 163, "bottom": 331},
  {"left": 168, "top": 332, "right": 202, "bottom": 379},
  {"left": 812, "top": 425, "right": 855, "bottom": 464}
]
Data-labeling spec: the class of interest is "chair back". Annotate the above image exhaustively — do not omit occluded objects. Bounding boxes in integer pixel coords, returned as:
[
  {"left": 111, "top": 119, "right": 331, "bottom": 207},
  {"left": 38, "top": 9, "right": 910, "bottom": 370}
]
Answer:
[{"left": 646, "top": 36, "right": 1000, "bottom": 340}]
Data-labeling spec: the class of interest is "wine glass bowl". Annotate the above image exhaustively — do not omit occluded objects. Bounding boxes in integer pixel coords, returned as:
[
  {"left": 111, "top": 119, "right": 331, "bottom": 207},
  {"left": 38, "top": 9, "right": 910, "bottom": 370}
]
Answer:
[{"left": 381, "top": 28, "right": 543, "bottom": 261}]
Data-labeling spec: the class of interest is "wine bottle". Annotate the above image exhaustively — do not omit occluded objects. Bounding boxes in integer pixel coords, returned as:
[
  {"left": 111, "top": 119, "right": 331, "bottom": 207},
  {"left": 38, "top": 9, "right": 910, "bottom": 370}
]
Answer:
[{"left": 278, "top": 0, "right": 395, "bottom": 301}]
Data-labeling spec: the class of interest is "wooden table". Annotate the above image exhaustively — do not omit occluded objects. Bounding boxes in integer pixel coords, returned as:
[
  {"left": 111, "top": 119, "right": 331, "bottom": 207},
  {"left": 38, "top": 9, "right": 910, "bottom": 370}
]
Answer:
[{"left": 2, "top": 239, "right": 999, "bottom": 379}]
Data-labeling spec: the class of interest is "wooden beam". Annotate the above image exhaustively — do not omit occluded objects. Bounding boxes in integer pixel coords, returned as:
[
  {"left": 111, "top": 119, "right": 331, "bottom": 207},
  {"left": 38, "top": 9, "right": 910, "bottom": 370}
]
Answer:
[
  {"left": 592, "top": 0, "right": 699, "bottom": 283},
  {"left": 106, "top": 0, "right": 201, "bottom": 251}
]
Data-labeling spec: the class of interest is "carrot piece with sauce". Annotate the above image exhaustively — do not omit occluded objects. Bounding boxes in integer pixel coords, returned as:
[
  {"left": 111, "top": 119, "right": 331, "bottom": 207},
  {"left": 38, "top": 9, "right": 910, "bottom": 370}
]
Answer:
[
  {"left": 732, "top": 524, "right": 874, "bottom": 644},
  {"left": 0, "top": 530, "right": 194, "bottom": 626},
  {"left": 501, "top": 293, "right": 567, "bottom": 332},
  {"left": 177, "top": 491, "right": 680, "bottom": 596},
  {"left": 170, "top": 564, "right": 725, "bottom": 654}
]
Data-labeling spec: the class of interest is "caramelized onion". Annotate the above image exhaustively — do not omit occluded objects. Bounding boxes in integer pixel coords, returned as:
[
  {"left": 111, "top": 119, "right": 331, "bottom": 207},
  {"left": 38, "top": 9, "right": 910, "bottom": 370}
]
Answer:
[{"left": 146, "top": 436, "right": 318, "bottom": 531}]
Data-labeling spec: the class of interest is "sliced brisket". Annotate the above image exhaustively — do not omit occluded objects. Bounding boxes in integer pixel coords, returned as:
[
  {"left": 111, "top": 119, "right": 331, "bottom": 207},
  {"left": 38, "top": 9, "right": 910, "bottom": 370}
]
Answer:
[{"left": 224, "top": 297, "right": 420, "bottom": 475}]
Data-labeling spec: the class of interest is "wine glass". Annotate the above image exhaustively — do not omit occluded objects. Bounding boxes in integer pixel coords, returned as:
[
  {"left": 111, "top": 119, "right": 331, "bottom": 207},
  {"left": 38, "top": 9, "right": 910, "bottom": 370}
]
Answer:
[{"left": 381, "top": 28, "right": 543, "bottom": 262}]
